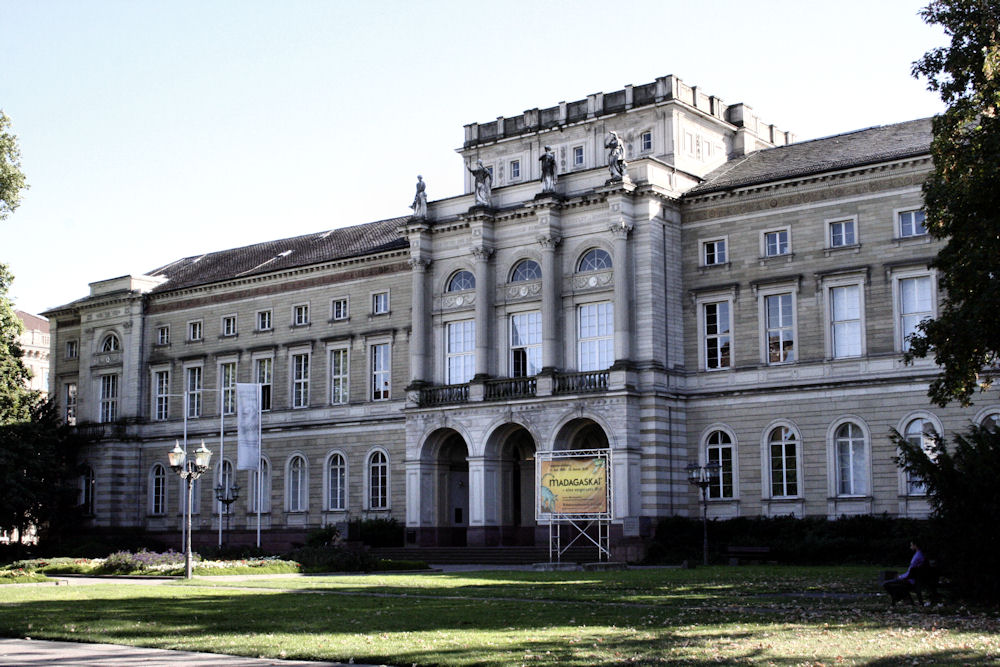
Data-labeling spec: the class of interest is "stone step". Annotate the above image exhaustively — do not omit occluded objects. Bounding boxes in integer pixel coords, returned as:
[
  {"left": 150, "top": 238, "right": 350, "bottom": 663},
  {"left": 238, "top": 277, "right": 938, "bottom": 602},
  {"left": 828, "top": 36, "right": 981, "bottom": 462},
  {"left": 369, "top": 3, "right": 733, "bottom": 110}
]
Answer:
[{"left": 370, "top": 545, "right": 602, "bottom": 565}]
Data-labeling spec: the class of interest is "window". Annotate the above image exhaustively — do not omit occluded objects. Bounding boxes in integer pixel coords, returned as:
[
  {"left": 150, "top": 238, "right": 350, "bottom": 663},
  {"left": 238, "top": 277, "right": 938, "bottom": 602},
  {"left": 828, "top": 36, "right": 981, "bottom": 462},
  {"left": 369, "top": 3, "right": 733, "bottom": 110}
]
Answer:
[
  {"left": 765, "top": 293, "right": 795, "bottom": 364},
  {"left": 220, "top": 362, "right": 236, "bottom": 415},
  {"left": 641, "top": 131, "right": 653, "bottom": 152},
  {"left": 768, "top": 426, "right": 799, "bottom": 497},
  {"left": 80, "top": 466, "right": 95, "bottom": 515},
  {"left": 179, "top": 475, "right": 201, "bottom": 515},
  {"left": 904, "top": 418, "right": 936, "bottom": 495},
  {"left": 222, "top": 315, "right": 237, "bottom": 337},
  {"left": 327, "top": 452, "right": 346, "bottom": 511},
  {"left": 829, "top": 219, "right": 856, "bottom": 248},
  {"left": 703, "top": 302, "right": 731, "bottom": 370},
  {"left": 578, "top": 302, "right": 614, "bottom": 371},
  {"left": 578, "top": 248, "right": 612, "bottom": 272},
  {"left": 703, "top": 239, "right": 727, "bottom": 266},
  {"left": 255, "top": 358, "right": 272, "bottom": 411},
  {"left": 331, "top": 298, "right": 349, "bottom": 321},
  {"left": 899, "top": 209, "right": 927, "bottom": 238},
  {"left": 99, "top": 374, "right": 118, "bottom": 423},
  {"left": 186, "top": 366, "right": 202, "bottom": 418},
  {"left": 150, "top": 464, "right": 166, "bottom": 515},
  {"left": 447, "top": 271, "right": 475, "bottom": 292},
  {"left": 371, "top": 343, "right": 391, "bottom": 400},
  {"left": 836, "top": 422, "right": 867, "bottom": 496},
  {"left": 153, "top": 370, "right": 170, "bottom": 421},
  {"left": 291, "top": 353, "right": 310, "bottom": 409},
  {"left": 65, "top": 382, "right": 77, "bottom": 425},
  {"left": 287, "top": 455, "right": 307, "bottom": 512},
  {"left": 156, "top": 326, "right": 169, "bottom": 346},
  {"left": 372, "top": 291, "right": 389, "bottom": 315},
  {"left": 368, "top": 450, "right": 388, "bottom": 510},
  {"left": 830, "top": 285, "right": 862, "bottom": 358},
  {"left": 329, "top": 347, "right": 349, "bottom": 404},
  {"left": 256, "top": 310, "right": 272, "bottom": 331},
  {"left": 510, "top": 259, "right": 541, "bottom": 282},
  {"left": 293, "top": 304, "right": 310, "bottom": 327},
  {"left": 980, "top": 412, "right": 1000, "bottom": 431},
  {"left": 65, "top": 340, "right": 78, "bottom": 359},
  {"left": 248, "top": 457, "right": 271, "bottom": 513},
  {"left": 764, "top": 229, "right": 789, "bottom": 257},
  {"left": 510, "top": 159, "right": 520, "bottom": 179},
  {"left": 510, "top": 312, "right": 542, "bottom": 377},
  {"left": 187, "top": 320, "right": 203, "bottom": 341},
  {"left": 573, "top": 145, "right": 584, "bottom": 167},
  {"left": 705, "top": 430, "right": 734, "bottom": 499},
  {"left": 218, "top": 460, "right": 235, "bottom": 515},
  {"left": 447, "top": 320, "right": 476, "bottom": 384},
  {"left": 899, "top": 275, "right": 933, "bottom": 351},
  {"left": 101, "top": 333, "right": 120, "bottom": 352}
]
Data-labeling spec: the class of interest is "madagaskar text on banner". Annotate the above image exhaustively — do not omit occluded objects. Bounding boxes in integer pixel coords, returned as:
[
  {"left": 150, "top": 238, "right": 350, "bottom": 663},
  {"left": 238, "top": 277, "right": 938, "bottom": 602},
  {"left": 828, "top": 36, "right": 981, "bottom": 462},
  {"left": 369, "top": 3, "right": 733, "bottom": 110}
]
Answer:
[
  {"left": 236, "top": 383, "right": 260, "bottom": 470},
  {"left": 538, "top": 456, "right": 608, "bottom": 515}
]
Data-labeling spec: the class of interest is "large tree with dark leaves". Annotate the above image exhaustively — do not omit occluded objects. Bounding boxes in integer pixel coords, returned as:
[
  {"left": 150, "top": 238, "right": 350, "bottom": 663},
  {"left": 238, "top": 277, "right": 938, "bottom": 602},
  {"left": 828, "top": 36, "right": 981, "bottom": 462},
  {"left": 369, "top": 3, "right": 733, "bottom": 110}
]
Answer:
[{"left": 907, "top": 1, "right": 1000, "bottom": 406}]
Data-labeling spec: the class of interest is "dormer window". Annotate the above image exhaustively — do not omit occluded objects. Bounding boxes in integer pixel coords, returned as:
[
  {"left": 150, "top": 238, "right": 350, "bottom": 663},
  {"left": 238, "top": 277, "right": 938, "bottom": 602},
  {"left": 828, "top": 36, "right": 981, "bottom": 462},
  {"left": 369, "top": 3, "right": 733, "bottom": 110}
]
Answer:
[{"left": 100, "top": 333, "right": 120, "bottom": 352}]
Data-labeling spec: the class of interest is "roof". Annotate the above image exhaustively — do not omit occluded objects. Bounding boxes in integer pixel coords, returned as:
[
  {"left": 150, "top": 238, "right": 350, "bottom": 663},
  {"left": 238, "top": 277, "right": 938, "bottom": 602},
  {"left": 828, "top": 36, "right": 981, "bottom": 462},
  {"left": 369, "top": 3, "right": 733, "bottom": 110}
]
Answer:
[
  {"left": 14, "top": 310, "right": 49, "bottom": 332},
  {"left": 686, "top": 117, "right": 933, "bottom": 196},
  {"left": 147, "top": 217, "right": 410, "bottom": 292}
]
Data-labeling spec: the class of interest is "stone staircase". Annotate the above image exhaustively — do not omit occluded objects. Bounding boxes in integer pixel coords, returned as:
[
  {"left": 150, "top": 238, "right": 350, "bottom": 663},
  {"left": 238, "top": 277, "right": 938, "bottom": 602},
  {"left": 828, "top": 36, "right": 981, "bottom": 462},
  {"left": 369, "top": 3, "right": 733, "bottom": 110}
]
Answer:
[{"left": 370, "top": 545, "right": 604, "bottom": 565}]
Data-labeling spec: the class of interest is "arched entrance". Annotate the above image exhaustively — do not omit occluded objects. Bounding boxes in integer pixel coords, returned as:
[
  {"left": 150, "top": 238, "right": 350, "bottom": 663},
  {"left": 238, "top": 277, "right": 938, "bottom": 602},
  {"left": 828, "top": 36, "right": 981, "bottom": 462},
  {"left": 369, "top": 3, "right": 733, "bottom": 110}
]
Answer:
[
  {"left": 419, "top": 428, "right": 469, "bottom": 546},
  {"left": 554, "top": 418, "right": 610, "bottom": 451},
  {"left": 485, "top": 424, "right": 538, "bottom": 546}
]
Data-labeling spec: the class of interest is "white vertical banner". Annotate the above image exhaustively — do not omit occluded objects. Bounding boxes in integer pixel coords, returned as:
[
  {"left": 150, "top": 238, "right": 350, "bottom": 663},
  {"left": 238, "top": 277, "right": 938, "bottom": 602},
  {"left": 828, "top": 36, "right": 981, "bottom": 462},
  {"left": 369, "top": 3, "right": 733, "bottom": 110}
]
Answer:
[{"left": 236, "top": 383, "right": 260, "bottom": 470}]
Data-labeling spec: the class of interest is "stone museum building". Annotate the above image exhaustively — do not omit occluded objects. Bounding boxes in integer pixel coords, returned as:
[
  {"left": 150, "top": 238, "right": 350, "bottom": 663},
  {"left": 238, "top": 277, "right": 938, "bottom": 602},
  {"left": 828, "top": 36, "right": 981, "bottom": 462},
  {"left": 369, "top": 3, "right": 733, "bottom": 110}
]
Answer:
[{"left": 43, "top": 74, "right": 1000, "bottom": 555}]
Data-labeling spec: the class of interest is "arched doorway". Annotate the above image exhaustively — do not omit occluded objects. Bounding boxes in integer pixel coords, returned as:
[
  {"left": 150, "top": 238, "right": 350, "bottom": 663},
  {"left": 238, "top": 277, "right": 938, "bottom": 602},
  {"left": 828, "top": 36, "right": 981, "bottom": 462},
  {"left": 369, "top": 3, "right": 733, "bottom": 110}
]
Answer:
[
  {"left": 554, "top": 418, "right": 610, "bottom": 451},
  {"left": 419, "top": 429, "right": 469, "bottom": 546},
  {"left": 485, "top": 423, "right": 538, "bottom": 546}
]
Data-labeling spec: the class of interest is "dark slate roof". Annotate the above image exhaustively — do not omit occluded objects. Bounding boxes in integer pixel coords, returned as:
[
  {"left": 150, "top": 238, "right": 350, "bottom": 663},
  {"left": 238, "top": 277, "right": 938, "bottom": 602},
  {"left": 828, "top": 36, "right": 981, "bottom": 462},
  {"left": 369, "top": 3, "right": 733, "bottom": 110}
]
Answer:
[
  {"left": 147, "top": 217, "right": 409, "bottom": 292},
  {"left": 686, "top": 117, "right": 933, "bottom": 196}
]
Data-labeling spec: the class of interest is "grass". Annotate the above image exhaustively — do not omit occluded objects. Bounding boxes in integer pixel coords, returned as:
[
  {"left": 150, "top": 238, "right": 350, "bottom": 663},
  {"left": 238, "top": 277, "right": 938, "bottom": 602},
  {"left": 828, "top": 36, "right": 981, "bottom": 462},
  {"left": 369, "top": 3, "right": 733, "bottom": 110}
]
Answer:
[{"left": 0, "top": 565, "right": 998, "bottom": 665}]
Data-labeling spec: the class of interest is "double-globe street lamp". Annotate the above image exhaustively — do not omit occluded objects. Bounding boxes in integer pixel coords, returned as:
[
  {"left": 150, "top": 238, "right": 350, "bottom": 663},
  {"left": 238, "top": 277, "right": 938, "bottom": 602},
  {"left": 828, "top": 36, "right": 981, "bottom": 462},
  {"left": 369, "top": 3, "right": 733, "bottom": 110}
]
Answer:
[
  {"left": 168, "top": 440, "right": 213, "bottom": 579},
  {"left": 686, "top": 461, "right": 721, "bottom": 566}
]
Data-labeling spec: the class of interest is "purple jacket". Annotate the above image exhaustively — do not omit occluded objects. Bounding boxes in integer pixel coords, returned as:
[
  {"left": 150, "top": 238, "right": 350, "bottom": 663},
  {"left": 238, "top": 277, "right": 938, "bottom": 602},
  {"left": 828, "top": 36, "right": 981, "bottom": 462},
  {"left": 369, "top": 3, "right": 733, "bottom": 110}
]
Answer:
[{"left": 900, "top": 549, "right": 926, "bottom": 583}]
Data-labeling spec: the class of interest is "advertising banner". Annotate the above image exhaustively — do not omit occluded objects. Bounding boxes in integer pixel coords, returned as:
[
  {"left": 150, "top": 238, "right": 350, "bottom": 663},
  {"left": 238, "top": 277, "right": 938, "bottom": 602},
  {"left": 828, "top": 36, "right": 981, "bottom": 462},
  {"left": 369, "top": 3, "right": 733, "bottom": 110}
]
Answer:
[
  {"left": 538, "top": 456, "right": 608, "bottom": 515},
  {"left": 236, "top": 383, "right": 260, "bottom": 471}
]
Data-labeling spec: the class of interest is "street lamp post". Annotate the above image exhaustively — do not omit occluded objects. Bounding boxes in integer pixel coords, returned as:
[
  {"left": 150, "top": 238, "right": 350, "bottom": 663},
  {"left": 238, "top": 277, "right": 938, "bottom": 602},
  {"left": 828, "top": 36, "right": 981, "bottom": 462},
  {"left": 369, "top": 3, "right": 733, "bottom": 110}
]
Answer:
[
  {"left": 686, "top": 461, "right": 721, "bottom": 566},
  {"left": 168, "top": 440, "right": 213, "bottom": 579},
  {"left": 214, "top": 479, "right": 240, "bottom": 544}
]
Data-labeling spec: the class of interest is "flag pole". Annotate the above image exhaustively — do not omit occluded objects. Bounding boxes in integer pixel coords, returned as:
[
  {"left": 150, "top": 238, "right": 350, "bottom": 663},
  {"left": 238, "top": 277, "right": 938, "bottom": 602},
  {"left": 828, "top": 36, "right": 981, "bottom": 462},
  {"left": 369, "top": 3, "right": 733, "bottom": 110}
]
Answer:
[
  {"left": 218, "top": 390, "right": 224, "bottom": 549},
  {"left": 256, "top": 383, "right": 262, "bottom": 548}
]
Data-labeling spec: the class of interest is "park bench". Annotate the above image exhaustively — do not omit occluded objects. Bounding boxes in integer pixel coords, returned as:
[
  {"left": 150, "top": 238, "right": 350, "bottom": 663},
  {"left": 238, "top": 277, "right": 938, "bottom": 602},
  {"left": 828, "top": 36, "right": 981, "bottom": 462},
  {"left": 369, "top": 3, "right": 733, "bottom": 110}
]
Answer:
[
  {"left": 726, "top": 545, "right": 773, "bottom": 565},
  {"left": 880, "top": 561, "right": 942, "bottom": 605}
]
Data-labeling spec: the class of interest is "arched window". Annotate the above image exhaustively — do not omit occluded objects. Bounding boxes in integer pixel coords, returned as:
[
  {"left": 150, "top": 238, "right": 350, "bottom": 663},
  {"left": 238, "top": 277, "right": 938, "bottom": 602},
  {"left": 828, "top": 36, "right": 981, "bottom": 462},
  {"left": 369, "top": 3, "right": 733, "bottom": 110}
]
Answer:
[
  {"left": 249, "top": 457, "right": 271, "bottom": 513},
  {"left": 577, "top": 248, "right": 612, "bottom": 272},
  {"left": 149, "top": 464, "right": 166, "bottom": 515},
  {"left": 705, "top": 430, "right": 734, "bottom": 499},
  {"left": 287, "top": 455, "right": 307, "bottom": 512},
  {"left": 80, "top": 465, "right": 95, "bottom": 515},
  {"left": 447, "top": 270, "right": 475, "bottom": 292},
  {"left": 510, "top": 259, "right": 541, "bottom": 282},
  {"left": 904, "top": 419, "right": 937, "bottom": 495},
  {"left": 368, "top": 450, "right": 388, "bottom": 510},
  {"left": 327, "top": 452, "right": 346, "bottom": 511},
  {"left": 980, "top": 411, "right": 1000, "bottom": 431},
  {"left": 101, "top": 333, "right": 120, "bottom": 352},
  {"left": 835, "top": 422, "right": 867, "bottom": 496},
  {"left": 768, "top": 426, "right": 799, "bottom": 497}
]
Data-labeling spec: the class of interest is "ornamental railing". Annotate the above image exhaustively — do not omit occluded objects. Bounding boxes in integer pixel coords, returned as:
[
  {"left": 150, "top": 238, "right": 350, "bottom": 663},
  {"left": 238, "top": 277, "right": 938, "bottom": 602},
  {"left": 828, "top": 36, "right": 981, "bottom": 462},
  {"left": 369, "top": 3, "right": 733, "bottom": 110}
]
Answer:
[
  {"left": 554, "top": 370, "right": 609, "bottom": 395},
  {"left": 419, "top": 383, "right": 469, "bottom": 407},
  {"left": 484, "top": 377, "right": 537, "bottom": 401}
]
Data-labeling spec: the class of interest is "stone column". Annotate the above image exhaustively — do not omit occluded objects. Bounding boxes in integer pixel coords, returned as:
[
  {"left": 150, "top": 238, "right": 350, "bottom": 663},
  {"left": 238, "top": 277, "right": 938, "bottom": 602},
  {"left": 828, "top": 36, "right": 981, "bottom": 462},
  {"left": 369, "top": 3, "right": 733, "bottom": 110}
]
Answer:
[
  {"left": 538, "top": 234, "right": 562, "bottom": 372},
  {"left": 610, "top": 219, "right": 634, "bottom": 365},
  {"left": 472, "top": 246, "right": 494, "bottom": 379},
  {"left": 408, "top": 258, "right": 431, "bottom": 386}
]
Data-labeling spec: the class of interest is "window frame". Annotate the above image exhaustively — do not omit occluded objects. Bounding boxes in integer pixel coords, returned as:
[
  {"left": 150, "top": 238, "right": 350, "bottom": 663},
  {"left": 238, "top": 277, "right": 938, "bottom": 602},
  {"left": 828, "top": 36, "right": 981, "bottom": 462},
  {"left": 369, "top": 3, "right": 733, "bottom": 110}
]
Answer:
[
  {"left": 762, "top": 422, "right": 802, "bottom": 499},
  {"left": 896, "top": 207, "right": 928, "bottom": 239},
  {"left": 366, "top": 448, "right": 390, "bottom": 511},
  {"left": 577, "top": 248, "right": 612, "bottom": 273},
  {"left": 572, "top": 145, "right": 584, "bottom": 168},
  {"left": 151, "top": 367, "right": 170, "bottom": 421},
  {"left": 509, "top": 310, "right": 542, "bottom": 378},
  {"left": 253, "top": 355, "right": 273, "bottom": 412},
  {"left": 577, "top": 301, "right": 614, "bottom": 372},
  {"left": 509, "top": 259, "right": 542, "bottom": 283},
  {"left": 371, "top": 290, "right": 390, "bottom": 315},
  {"left": 369, "top": 340, "right": 391, "bottom": 401},
  {"left": 696, "top": 291, "right": 734, "bottom": 371},
  {"left": 156, "top": 326, "right": 170, "bottom": 346},
  {"left": 149, "top": 463, "right": 166, "bottom": 516},
  {"left": 827, "top": 418, "right": 870, "bottom": 498},
  {"left": 826, "top": 215, "right": 858, "bottom": 249},
  {"left": 820, "top": 273, "right": 867, "bottom": 359},
  {"left": 218, "top": 359, "right": 237, "bottom": 415},
  {"left": 702, "top": 426, "right": 737, "bottom": 500},
  {"left": 327, "top": 343, "right": 350, "bottom": 405},
  {"left": 289, "top": 349, "right": 310, "bottom": 409},
  {"left": 331, "top": 297, "right": 349, "bottom": 322},
  {"left": 701, "top": 236, "right": 728, "bottom": 267},
  {"left": 325, "top": 450, "right": 348, "bottom": 512},
  {"left": 292, "top": 303, "right": 310, "bottom": 327},
  {"left": 65, "top": 339, "right": 79, "bottom": 359},
  {"left": 897, "top": 412, "right": 942, "bottom": 497},
  {"left": 446, "top": 270, "right": 476, "bottom": 293},
  {"left": 286, "top": 453, "right": 308, "bottom": 513},
  {"left": 64, "top": 382, "right": 77, "bottom": 425},
  {"left": 640, "top": 130, "right": 653, "bottom": 153},
  {"left": 221, "top": 314, "right": 238, "bottom": 337},
  {"left": 100, "top": 333, "right": 121, "bottom": 352},
  {"left": 757, "top": 284, "right": 798, "bottom": 365},
  {"left": 761, "top": 227, "right": 791, "bottom": 258},
  {"left": 256, "top": 309, "right": 273, "bottom": 332},
  {"left": 509, "top": 158, "right": 521, "bottom": 180},
  {"left": 98, "top": 373, "right": 119, "bottom": 423},
  {"left": 184, "top": 364, "right": 203, "bottom": 418},
  {"left": 248, "top": 456, "right": 271, "bottom": 513},
  {"left": 891, "top": 268, "right": 937, "bottom": 352},
  {"left": 446, "top": 319, "right": 476, "bottom": 385}
]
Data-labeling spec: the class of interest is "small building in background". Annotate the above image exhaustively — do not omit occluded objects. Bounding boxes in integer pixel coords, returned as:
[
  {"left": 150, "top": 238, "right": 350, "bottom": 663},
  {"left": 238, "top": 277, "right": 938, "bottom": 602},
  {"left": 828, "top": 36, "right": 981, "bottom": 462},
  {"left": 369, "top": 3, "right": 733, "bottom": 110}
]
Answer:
[{"left": 15, "top": 310, "right": 49, "bottom": 397}]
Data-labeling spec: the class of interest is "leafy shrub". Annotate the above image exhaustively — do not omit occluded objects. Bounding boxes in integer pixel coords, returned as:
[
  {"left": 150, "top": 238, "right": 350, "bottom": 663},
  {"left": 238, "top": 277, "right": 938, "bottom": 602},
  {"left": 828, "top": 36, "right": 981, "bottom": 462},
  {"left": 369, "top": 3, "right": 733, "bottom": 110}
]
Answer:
[
  {"left": 284, "top": 544, "right": 380, "bottom": 573},
  {"left": 305, "top": 525, "right": 341, "bottom": 548},
  {"left": 347, "top": 518, "right": 404, "bottom": 547},
  {"left": 97, "top": 549, "right": 188, "bottom": 574},
  {"left": 376, "top": 558, "right": 430, "bottom": 571}
]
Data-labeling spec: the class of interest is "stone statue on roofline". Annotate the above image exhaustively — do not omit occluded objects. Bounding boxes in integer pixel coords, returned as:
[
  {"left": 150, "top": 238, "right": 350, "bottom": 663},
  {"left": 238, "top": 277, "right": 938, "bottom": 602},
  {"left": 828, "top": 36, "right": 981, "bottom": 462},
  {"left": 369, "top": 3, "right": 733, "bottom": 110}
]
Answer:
[
  {"left": 410, "top": 175, "right": 427, "bottom": 218},
  {"left": 467, "top": 159, "right": 492, "bottom": 207},
  {"left": 539, "top": 145, "right": 557, "bottom": 193},
  {"left": 605, "top": 131, "right": 627, "bottom": 180}
]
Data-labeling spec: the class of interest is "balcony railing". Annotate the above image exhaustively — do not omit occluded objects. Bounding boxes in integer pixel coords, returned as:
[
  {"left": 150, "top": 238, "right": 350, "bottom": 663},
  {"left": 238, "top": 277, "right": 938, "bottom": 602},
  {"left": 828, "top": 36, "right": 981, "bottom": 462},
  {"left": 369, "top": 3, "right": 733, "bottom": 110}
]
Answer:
[
  {"left": 484, "top": 377, "right": 537, "bottom": 401},
  {"left": 419, "top": 383, "right": 469, "bottom": 407},
  {"left": 554, "top": 370, "right": 609, "bottom": 394}
]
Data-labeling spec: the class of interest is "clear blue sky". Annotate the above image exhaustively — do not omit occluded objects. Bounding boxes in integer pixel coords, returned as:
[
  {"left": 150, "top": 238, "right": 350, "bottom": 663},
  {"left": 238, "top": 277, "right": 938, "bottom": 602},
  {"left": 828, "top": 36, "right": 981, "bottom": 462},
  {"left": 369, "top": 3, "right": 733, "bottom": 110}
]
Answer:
[{"left": 1, "top": 0, "right": 945, "bottom": 316}]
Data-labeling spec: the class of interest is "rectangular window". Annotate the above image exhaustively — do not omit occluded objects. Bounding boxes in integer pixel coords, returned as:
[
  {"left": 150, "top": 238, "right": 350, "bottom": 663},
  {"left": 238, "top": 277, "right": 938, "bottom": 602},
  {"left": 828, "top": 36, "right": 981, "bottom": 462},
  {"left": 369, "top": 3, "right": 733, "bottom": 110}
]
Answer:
[
  {"left": 703, "top": 239, "right": 727, "bottom": 266},
  {"left": 372, "top": 291, "right": 389, "bottom": 315},
  {"left": 222, "top": 315, "right": 237, "bottom": 337},
  {"left": 156, "top": 327, "right": 169, "bottom": 346},
  {"left": 187, "top": 320, "right": 203, "bottom": 341},
  {"left": 291, "top": 353, "right": 310, "bottom": 408},
  {"left": 764, "top": 229, "right": 789, "bottom": 257},
  {"left": 99, "top": 374, "right": 118, "bottom": 423},
  {"left": 447, "top": 320, "right": 476, "bottom": 384},
  {"left": 65, "top": 340, "right": 78, "bottom": 359},
  {"left": 900, "top": 276, "right": 932, "bottom": 351},
  {"left": 573, "top": 145, "right": 584, "bottom": 167},
  {"left": 65, "top": 382, "right": 77, "bottom": 425},
  {"left": 510, "top": 312, "right": 542, "bottom": 377},
  {"left": 371, "top": 343, "right": 391, "bottom": 400},
  {"left": 829, "top": 219, "right": 856, "bottom": 247},
  {"left": 703, "top": 302, "right": 731, "bottom": 370},
  {"left": 329, "top": 347, "right": 349, "bottom": 404},
  {"left": 154, "top": 370, "right": 170, "bottom": 421},
  {"left": 256, "top": 310, "right": 272, "bottom": 331},
  {"left": 899, "top": 209, "right": 927, "bottom": 238},
  {"left": 830, "top": 285, "right": 862, "bottom": 358},
  {"left": 770, "top": 440, "right": 798, "bottom": 497},
  {"left": 293, "top": 304, "right": 310, "bottom": 326},
  {"left": 578, "top": 302, "right": 614, "bottom": 371},
  {"left": 706, "top": 444, "right": 734, "bottom": 499},
  {"left": 765, "top": 293, "right": 795, "bottom": 364},
  {"left": 255, "top": 358, "right": 272, "bottom": 411},
  {"left": 510, "top": 159, "right": 520, "bottom": 179},
  {"left": 220, "top": 362, "right": 237, "bottom": 415},
  {"left": 186, "top": 366, "right": 202, "bottom": 418},
  {"left": 331, "top": 298, "right": 349, "bottom": 321},
  {"left": 641, "top": 131, "right": 652, "bottom": 152}
]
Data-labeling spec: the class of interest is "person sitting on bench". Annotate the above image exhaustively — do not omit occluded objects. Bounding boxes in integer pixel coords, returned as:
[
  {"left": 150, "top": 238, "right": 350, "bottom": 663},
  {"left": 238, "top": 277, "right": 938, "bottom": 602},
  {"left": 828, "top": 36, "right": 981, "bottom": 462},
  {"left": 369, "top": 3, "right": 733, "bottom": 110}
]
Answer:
[{"left": 883, "top": 540, "right": 934, "bottom": 605}]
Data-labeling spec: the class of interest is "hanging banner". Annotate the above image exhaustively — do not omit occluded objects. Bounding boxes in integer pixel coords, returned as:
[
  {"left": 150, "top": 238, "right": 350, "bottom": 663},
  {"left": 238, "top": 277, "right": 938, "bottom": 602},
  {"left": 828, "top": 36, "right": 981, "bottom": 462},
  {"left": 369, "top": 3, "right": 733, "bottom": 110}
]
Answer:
[
  {"left": 538, "top": 454, "right": 609, "bottom": 515},
  {"left": 236, "top": 383, "right": 260, "bottom": 470}
]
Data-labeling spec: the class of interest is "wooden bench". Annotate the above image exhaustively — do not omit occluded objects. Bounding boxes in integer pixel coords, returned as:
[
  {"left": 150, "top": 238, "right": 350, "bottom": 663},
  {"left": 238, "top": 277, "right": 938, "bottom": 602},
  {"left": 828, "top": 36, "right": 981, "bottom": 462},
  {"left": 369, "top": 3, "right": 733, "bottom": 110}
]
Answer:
[{"left": 727, "top": 545, "right": 772, "bottom": 565}]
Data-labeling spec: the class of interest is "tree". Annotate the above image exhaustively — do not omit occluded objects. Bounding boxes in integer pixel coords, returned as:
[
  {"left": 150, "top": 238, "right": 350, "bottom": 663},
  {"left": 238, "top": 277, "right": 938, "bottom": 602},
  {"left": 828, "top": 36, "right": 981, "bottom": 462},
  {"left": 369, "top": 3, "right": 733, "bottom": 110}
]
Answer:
[
  {"left": 907, "top": 1, "right": 1000, "bottom": 406},
  {"left": 0, "top": 264, "right": 32, "bottom": 426},
  {"left": 0, "top": 110, "right": 27, "bottom": 222}
]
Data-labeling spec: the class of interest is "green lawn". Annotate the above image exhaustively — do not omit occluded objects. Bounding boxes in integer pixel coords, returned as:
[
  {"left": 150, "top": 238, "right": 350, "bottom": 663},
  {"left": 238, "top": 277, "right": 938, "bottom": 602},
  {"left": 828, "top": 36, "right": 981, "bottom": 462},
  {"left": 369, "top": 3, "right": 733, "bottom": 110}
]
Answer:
[{"left": 0, "top": 566, "right": 997, "bottom": 665}]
